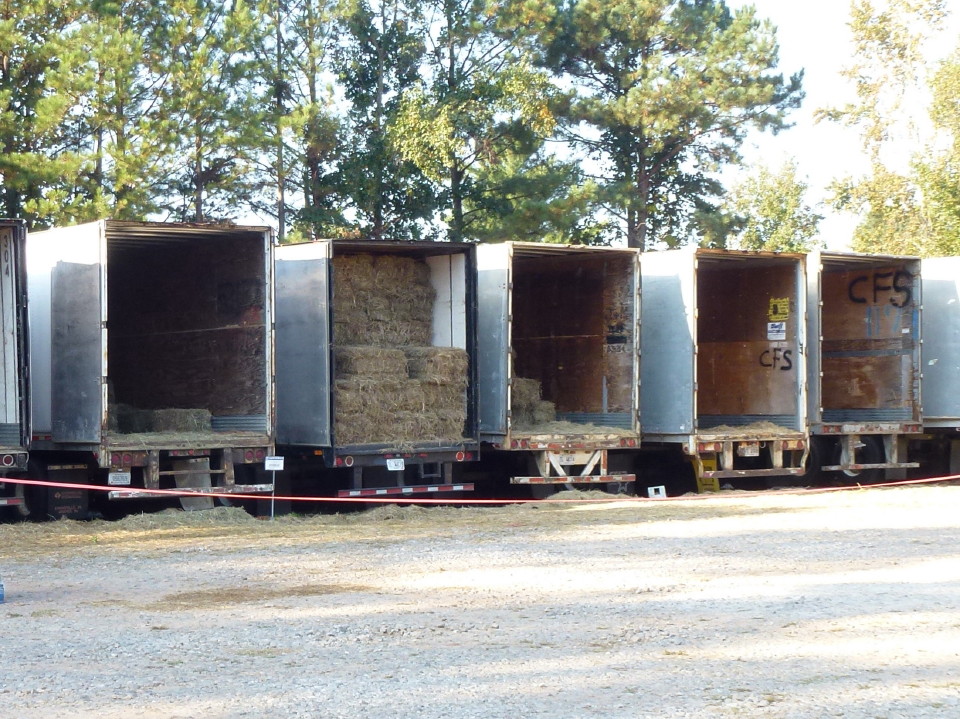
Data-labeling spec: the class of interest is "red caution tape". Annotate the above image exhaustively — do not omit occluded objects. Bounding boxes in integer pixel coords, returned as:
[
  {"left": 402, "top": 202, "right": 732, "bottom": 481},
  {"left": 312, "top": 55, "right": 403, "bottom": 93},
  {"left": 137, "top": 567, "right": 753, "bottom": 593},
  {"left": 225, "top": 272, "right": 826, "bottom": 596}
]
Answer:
[{"left": 1, "top": 473, "right": 959, "bottom": 505}]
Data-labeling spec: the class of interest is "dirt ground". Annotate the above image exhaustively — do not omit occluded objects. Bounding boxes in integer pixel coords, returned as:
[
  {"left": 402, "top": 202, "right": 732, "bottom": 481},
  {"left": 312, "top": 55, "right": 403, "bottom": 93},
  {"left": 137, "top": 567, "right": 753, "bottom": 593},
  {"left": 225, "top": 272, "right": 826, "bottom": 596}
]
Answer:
[{"left": 3, "top": 483, "right": 960, "bottom": 718}]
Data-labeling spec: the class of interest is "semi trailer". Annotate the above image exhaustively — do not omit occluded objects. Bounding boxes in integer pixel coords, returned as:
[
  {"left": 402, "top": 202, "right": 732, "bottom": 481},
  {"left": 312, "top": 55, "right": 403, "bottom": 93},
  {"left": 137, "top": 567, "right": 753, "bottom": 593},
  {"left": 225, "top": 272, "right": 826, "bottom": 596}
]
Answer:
[
  {"left": 474, "top": 242, "right": 641, "bottom": 493},
  {"left": 0, "top": 219, "right": 30, "bottom": 515},
  {"left": 640, "top": 248, "right": 809, "bottom": 490},
  {"left": 275, "top": 239, "right": 479, "bottom": 498},
  {"left": 24, "top": 220, "right": 276, "bottom": 518}
]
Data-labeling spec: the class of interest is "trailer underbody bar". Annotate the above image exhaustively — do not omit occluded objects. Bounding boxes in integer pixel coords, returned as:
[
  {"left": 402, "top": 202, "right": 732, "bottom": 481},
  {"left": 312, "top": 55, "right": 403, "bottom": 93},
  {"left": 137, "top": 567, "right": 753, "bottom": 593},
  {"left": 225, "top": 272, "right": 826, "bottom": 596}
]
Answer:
[
  {"left": 338, "top": 483, "right": 474, "bottom": 497},
  {"left": 108, "top": 483, "right": 274, "bottom": 500},
  {"left": 512, "top": 474, "right": 635, "bottom": 485}
]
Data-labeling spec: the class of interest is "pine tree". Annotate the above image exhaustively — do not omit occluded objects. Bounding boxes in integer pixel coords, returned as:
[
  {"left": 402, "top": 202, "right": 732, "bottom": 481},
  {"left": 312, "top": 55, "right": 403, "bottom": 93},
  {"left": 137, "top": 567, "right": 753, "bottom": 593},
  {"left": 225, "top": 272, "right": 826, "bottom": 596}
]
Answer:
[
  {"left": 0, "top": 0, "right": 93, "bottom": 225},
  {"left": 542, "top": 0, "right": 802, "bottom": 249}
]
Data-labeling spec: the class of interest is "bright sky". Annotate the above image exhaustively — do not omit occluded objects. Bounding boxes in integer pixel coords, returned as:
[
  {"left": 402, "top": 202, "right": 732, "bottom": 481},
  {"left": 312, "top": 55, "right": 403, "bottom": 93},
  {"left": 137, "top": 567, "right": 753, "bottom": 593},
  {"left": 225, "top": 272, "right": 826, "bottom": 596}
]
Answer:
[{"left": 727, "top": 0, "right": 960, "bottom": 250}]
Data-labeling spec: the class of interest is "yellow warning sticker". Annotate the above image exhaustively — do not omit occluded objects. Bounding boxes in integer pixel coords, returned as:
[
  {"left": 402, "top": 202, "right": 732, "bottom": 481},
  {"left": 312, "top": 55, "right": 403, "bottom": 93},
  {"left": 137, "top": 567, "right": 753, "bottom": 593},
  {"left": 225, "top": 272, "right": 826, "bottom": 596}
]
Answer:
[{"left": 768, "top": 297, "right": 790, "bottom": 321}]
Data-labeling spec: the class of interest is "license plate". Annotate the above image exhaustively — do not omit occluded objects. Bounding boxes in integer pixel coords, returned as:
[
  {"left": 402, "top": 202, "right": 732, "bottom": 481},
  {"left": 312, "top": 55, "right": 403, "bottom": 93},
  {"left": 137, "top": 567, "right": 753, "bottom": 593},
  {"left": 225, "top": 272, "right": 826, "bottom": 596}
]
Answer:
[
  {"left": 738, "top": 443, "right": 760, "bottom": 457},
  {"left": 557, "top": 454, "right": 578, "bottom": 465},
  {"left": 108, "top": 471, "right": 132, "bottom": 486},
  {"left": 386, "top": 458, "right": 405, "bottom": 471}
]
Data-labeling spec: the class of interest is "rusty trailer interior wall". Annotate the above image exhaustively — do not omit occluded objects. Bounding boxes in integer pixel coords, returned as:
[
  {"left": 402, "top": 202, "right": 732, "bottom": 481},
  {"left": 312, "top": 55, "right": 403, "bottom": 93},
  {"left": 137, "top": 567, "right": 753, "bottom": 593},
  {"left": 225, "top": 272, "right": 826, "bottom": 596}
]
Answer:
[
  {"left": 107, "top": 235, "right": 267, "bottom": 418},
  {"left": 511, "top": 253, "right": 634, "bottom": 419},
  {"left": 696, "top": 262, "right": 800, "bottom": 422},
  {"left": 820, "top": 264, "right": 917, "bottom": 416}
]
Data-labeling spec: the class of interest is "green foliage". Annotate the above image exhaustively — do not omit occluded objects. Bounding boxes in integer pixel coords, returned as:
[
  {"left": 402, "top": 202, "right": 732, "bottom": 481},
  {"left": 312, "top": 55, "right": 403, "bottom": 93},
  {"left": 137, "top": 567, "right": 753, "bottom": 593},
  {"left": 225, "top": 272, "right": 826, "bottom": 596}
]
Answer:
[
  {"left": 2, "top": 0, "right": 805, "bottom": 245},
  {"left": 0, "top": 0, "right": 94, "bottom": 226},
  {"left": 390, "top": 0, "right": 558, "bottom": 241},
  {"left": 151, "top": 0, "right": 265, "bottom": 222},
  {"left": 724, "top": 161, "right": 823, "bottom": 252},
  {"left": 914, "top": 47, "right": 960, "bottom": 256},
  {"left": 543, "top": 0, "right": 803, "bottom": 249},
  {"left": 461, "top": 125, "right": 606, "bottom": 243},
  {"left": 331, "top": 0, "right": 439, "bottom": 240},
  {"left": 821, "top": 0, "right": 949, "bottom": 256}
]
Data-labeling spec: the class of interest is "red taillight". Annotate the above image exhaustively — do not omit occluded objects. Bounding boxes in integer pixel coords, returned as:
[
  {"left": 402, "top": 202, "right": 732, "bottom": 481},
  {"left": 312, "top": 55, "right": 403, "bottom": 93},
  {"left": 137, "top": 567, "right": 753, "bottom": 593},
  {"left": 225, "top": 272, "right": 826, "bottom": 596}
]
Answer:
[
  {"left": 1, "top": 454, "right": 14, "bottom": 467},
  {"left": 344, "top": 456, "right": 354, "bottom": 467},
  {"left": 455, "top": 451, "right": 465, "bottom": 462}
]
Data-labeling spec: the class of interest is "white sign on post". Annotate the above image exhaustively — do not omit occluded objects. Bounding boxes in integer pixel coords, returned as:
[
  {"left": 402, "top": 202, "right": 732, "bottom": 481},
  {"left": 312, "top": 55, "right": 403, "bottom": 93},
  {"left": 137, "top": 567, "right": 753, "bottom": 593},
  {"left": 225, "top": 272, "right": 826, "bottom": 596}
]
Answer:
[{"left": 265, "top": 456, "right": 284, "bottom": 471}]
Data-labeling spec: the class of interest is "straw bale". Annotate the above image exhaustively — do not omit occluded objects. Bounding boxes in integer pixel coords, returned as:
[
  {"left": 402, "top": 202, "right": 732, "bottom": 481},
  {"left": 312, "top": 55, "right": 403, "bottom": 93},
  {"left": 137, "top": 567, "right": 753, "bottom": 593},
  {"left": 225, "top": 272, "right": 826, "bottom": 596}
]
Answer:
[
  {"left": 393, "top": 410, "right": 465, "bottom": 441},
  {"left": 332, "top": 254, "right": 376, "bottom": 291},
  {"left": 405, "top": 347, "right": 469, "bottom": 384},
  {"left": 151, "top": 408, "right": 213, "bottom": 432},
  {"left": 109, "top": 405, "right": 212, "bottom": 433},
  {"left": 334, "top": 346, "right": 408, "bottom": 378},
  {"left": 512, "top": 377, "right": 542, "bottom": 411},
  {"left": 332, "top": 253, "right": 436, "bottom": 348},
  {"left": 419, "top": 381, "right": 466, "bottom": 409},
  {"left": 374, "top": 254, "right": 433, "bottom": 286},
  {"left": 369, "top": 319, "right": 433, "bottom": 348},
  {"left": 532, "top": 400, "right": 556, "bottom": 424}
]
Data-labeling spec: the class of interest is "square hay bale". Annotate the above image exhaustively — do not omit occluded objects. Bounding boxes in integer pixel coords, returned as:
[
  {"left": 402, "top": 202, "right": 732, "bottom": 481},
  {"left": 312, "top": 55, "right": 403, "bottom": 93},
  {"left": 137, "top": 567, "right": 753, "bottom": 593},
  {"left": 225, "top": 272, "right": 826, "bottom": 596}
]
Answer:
[
  {"left": 151, "top": 408, "right": 213, "bottom": 432},
  {"left": 405, "top": 347, "right": 469, "bottom": 384},
  {"left": 334, "top": 346, "right": 408, "bottom": 379},
  {"left": 419, "top": 380, "right": 466, "bottom": 410},
  {"left": 332, "top": 253, "right": 436, "bottom": 348},
  {"left": 532, "top": 400, "right": 556, "bottom": 424},
  {"left": 512, "top": 377, "right": 542, "bottom": 412}
]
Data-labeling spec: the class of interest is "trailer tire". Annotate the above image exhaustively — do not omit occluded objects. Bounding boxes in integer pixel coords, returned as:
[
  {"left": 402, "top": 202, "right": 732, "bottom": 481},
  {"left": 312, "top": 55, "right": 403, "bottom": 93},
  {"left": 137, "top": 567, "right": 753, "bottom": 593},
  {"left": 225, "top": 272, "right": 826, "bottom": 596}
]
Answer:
[
  {"left": 16, "top": 461, "right": 50, "bottom": 520},
  {"left": 839, "top": 435, "right": 885, "bottom": 484}
]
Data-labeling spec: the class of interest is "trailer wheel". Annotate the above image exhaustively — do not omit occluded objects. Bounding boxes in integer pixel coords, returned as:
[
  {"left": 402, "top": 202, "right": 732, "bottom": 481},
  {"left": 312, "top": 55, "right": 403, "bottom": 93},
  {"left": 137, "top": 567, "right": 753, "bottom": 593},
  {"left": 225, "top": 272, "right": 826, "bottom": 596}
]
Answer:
[
  {"left": 529, "top": 483, "right": 559, "bottom": 499},
  {"left": 15, "top": 461, "right": 50, "bottom": 520},
  {"left": 839, "top": 435, "right": 885, "bottom": 484}
]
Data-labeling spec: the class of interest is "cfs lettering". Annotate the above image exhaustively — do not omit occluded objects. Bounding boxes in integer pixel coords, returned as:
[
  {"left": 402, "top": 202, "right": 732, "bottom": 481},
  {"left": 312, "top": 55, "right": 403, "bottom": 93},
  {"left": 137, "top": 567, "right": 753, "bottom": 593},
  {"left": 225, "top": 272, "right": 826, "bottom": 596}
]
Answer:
[
  {"left": 760, "top": 347, "right": 793, "bottom": 371},
  {"left": 847, "top": 270, "right": 913, "bottom": 307}
]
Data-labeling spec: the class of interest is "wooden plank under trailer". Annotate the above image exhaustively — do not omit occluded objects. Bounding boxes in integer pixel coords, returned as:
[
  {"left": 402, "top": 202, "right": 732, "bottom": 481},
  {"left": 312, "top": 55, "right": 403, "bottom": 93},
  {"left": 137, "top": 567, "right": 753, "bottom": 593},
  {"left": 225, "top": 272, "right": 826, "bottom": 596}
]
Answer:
[{"left": 511, "top": 448, "right": 636, "bottom": 485}]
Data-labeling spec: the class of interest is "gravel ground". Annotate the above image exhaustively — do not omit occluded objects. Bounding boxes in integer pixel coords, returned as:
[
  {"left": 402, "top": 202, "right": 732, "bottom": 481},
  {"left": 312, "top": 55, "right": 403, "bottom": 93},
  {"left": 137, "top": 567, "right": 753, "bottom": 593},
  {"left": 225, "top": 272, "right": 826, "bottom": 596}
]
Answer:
[{"left": 3, "top": 484, "right": 960, "bottom": 718}]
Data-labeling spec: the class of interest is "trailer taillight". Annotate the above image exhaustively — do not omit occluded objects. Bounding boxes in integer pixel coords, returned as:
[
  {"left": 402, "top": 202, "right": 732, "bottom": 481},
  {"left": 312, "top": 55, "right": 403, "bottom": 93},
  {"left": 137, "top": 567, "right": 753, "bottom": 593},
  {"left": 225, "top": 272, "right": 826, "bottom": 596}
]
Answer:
[
  {"left": 1, "top": 454, "right": 14, "bottom": 467},
  {"left": 456, "top": 451, "right": 465, "bottom": 462}
]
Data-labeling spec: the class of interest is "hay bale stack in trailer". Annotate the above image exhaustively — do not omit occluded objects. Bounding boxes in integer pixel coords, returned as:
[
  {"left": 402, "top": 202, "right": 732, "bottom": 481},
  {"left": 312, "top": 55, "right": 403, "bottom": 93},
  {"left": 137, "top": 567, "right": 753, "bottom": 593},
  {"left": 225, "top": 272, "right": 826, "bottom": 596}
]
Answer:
[
  {"left": 275, "top": 240, "right": 479, "bottom": 497},
  {"left": 331, "top": 255, "right": 468, "bottom": 446}
]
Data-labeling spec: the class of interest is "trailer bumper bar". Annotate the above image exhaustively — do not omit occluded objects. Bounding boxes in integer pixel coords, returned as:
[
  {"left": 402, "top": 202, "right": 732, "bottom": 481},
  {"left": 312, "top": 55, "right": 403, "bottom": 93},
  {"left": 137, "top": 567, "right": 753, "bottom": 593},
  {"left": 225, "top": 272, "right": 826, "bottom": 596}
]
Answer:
[
  {"left": 108, "top": 483, "right": 274, "bottom": 500},
  {"left": 512, "top": 474, "right": 636, "bottom": 485},
  {"left": 338, "top": 483, "right": 474, "bottom": 498}
]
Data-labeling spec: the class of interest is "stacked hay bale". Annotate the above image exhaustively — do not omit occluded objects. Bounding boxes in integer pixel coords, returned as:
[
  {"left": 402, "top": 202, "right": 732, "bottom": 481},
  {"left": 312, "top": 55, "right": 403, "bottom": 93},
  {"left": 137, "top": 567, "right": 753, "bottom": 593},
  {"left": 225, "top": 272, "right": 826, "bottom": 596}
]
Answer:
[
  {"left": 109, "top": 405, "right": 213, "bottom": 434},
  {"left": 511, "top": 377, "right": 556, "bottom": 429},
  {"left": 332, "top": 254, "right": 468, "bottom": 445}
]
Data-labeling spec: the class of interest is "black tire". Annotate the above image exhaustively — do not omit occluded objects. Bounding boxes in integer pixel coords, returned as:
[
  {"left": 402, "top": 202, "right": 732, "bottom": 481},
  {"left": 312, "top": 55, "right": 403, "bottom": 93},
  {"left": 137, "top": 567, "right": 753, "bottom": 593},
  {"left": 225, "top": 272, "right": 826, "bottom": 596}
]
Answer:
[{"left": 838, "top": 435, "right": 885, "bottom": 484}]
